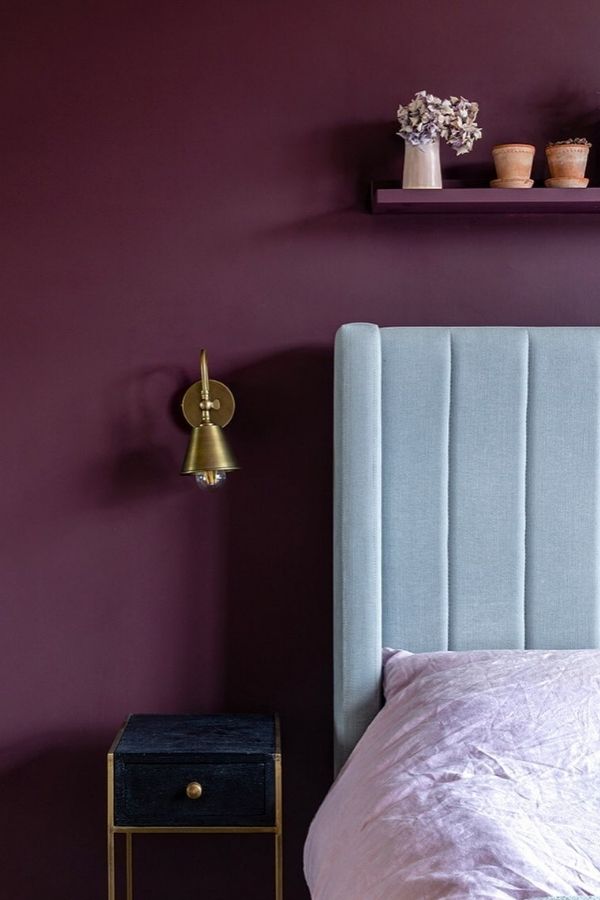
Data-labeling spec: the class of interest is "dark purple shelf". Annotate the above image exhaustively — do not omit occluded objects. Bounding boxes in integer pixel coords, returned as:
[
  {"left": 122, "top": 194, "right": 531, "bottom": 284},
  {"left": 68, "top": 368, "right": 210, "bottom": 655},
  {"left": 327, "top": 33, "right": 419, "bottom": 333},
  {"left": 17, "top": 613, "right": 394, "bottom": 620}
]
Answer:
[{"left": 371, "top": 183, "right": 600, "bottom": 214}]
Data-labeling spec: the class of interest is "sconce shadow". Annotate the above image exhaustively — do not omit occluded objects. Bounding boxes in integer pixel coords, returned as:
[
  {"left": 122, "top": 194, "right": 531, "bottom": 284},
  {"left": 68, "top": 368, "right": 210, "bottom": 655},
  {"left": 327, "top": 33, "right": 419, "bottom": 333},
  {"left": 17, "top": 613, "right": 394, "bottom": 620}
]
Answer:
[{"left": 87, "top": 366, "right": 190, "bottom": 507}]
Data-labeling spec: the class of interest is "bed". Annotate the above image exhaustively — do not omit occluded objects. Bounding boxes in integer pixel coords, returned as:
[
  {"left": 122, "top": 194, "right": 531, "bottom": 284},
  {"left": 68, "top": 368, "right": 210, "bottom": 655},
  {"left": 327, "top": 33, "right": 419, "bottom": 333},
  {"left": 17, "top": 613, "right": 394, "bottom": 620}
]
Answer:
[{"left": 304, "top": 325, "right": 600, "bottom": 899}]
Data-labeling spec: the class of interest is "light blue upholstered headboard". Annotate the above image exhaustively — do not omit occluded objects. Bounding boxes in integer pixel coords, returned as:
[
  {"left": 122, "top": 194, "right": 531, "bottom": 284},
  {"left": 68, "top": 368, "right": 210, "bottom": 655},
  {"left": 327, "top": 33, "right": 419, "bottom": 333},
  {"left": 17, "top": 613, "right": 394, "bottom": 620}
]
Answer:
[{"left": 334, "top": 324, "right": 600, "bottom": 772}]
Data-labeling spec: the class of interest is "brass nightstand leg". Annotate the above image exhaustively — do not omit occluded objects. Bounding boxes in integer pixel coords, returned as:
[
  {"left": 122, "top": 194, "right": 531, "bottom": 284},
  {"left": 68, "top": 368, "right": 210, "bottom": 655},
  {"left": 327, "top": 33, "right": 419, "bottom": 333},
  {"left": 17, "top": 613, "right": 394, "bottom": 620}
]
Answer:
[
  {"left": 274, "top": 725, "right": 283, "bottom": 900},
  {"left": 275, "top": 831, "right": 283, "bottom": 900},
  {"left": 108, "top": 749, "right": 115, "bottom": 900},
  {"left": 108, "top": 828, "right": 115, "bottom": 900},
  {"left": 126, "top": 833, "right": 133, "bottom": 900}
]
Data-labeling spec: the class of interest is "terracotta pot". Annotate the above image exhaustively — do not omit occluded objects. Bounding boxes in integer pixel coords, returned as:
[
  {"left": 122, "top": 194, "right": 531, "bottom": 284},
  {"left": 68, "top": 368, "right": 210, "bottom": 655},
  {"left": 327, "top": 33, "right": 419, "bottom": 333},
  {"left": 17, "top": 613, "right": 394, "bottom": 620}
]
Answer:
[
  {"left": 402, "top": 138, "right": 442, "bottom": 189},
  {"left": 491, "top": 144, "right": 535, "bottom": 187},
  {"left": 545, "top": 144, "right": 590, "bottom": 188}
]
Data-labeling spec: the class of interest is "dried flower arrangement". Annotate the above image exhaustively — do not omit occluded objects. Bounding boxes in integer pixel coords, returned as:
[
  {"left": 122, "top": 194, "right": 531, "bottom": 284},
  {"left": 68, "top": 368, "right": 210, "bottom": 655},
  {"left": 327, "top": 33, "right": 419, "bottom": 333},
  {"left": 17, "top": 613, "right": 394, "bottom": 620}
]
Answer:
[
  {"left": 546, "top": 137, "right": 591, "bottom": 147},
  {"left": 397, "top": 90, "right": 482, "bottom": 155}
]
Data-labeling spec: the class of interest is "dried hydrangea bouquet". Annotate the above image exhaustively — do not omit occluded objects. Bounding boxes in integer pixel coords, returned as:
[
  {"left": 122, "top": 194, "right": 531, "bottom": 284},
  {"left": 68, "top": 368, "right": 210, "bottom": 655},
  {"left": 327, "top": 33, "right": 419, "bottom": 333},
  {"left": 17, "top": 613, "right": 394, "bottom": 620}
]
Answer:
[{"left": 397, "top": 91, "right": 482, "bottom": 188}]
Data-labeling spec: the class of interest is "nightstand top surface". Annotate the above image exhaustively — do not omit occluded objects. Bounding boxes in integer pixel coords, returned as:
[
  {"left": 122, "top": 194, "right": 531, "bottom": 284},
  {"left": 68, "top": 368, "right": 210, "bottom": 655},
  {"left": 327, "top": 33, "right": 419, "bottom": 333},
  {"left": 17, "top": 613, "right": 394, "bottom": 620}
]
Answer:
[{"left": 114, "top": 714, "right": 276, "bottom": 756}]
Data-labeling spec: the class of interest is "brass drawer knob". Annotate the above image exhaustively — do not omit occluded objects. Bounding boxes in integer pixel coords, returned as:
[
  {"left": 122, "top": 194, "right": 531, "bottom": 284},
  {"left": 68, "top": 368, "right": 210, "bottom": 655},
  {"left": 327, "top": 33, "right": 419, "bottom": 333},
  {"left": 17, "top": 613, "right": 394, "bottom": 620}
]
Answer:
[{"left": 185, "top": 781, "right": 203, "bottom": 800}]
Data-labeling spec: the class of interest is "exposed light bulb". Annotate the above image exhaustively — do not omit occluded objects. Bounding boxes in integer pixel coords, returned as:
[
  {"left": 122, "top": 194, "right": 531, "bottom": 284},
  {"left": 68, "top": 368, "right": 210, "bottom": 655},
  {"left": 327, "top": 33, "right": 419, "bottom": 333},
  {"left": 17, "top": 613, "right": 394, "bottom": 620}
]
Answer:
[{"left": 195, "top": 470, "right": 227, "bottom": 490}]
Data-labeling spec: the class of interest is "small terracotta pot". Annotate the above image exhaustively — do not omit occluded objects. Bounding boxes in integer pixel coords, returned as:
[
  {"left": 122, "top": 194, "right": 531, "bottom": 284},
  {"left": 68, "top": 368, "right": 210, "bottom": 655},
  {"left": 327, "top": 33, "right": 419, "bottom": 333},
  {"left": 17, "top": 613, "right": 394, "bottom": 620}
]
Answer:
[
  {"left": 545, "top": 144, "right": 590, "bottom": 187},
  {"left": 491, "top": 144, "right": 535, "bottom": 187}
]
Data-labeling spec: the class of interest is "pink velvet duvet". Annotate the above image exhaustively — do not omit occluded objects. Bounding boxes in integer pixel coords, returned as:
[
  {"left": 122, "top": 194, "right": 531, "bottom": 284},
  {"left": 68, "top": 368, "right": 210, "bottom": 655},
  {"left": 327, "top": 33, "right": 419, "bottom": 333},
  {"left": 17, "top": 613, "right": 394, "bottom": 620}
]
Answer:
[{"left": 304, "top": 649, "right": 600, "bottom": 899}]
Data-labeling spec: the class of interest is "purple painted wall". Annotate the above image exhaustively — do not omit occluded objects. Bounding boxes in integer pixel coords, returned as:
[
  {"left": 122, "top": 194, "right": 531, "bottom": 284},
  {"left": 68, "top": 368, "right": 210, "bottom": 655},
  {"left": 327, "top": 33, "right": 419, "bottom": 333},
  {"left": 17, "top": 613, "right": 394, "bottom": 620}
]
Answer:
[{"left": 3, "top": 1, "right": 600, "bottom": 897}]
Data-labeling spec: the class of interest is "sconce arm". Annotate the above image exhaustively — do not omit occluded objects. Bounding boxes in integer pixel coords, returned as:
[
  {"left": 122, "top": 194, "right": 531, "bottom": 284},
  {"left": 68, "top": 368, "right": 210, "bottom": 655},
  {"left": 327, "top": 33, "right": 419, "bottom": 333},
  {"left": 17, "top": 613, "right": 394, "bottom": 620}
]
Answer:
[{"left": 199, "top": 349, "right": 221, "bottom": 422}]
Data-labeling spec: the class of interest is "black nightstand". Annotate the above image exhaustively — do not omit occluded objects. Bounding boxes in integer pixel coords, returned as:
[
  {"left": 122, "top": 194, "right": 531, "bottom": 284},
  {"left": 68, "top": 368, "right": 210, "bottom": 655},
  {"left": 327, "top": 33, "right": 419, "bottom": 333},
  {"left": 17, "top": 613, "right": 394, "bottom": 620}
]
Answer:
[{"left": 107, "top": 714, "right": 282, "bottom": 899}]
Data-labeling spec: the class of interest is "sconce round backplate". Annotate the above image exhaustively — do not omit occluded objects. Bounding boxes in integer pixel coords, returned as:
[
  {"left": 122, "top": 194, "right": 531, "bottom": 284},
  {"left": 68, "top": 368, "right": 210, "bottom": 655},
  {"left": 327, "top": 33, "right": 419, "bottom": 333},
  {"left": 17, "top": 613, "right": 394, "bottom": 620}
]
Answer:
[{"left": 181, "top": 380, "right": 235, "bottom": 428}]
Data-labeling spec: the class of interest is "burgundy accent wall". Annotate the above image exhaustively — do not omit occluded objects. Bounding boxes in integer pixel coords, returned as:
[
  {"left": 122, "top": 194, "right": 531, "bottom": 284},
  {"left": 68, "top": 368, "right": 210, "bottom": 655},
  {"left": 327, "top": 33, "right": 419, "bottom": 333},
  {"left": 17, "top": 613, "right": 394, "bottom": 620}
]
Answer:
[{"left": 3, "top": 1, "right": 600, "bottom": 897}]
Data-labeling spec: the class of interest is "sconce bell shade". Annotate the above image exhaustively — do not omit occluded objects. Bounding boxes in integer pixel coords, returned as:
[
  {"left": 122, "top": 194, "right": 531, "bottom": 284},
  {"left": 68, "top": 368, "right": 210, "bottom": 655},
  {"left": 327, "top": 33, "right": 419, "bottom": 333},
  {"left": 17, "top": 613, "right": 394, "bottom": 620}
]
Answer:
[
  {"left": 181, "top": 350, "right": 238, "bottom": 488},
  {"left": 181, "top": 423, "right": 239, "bottom": 475}
]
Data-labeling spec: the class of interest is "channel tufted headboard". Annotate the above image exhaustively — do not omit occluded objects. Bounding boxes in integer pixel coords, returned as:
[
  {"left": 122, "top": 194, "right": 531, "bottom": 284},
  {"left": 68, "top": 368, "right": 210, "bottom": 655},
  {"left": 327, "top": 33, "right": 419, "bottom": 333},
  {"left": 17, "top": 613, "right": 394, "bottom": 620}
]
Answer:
[{"left": 334, "top": 324, "right": 600, "bottom": 772}]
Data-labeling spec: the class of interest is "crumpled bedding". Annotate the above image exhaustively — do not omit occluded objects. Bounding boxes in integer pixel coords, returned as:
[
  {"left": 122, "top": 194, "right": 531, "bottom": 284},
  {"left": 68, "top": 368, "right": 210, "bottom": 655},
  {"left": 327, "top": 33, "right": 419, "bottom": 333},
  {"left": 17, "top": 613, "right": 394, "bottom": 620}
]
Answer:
[{"left": 304, "top": 649, "right": 600, "bottom": 899}]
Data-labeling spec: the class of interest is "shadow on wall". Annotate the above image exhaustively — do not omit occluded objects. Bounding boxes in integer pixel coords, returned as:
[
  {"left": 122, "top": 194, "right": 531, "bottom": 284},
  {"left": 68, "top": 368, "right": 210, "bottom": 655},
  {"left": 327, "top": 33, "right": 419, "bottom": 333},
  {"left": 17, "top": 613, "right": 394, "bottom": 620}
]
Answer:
[
  {"left": 0, "top": 733, "right": 110, "bottom": 900},
  {"left": 327, "top": 107, "right": 600, "bottom": 191},
  {"left": 222, "top": 349, "right": 334, "bottom": 900},
  {"left": 329, "top": 120, "right": 402, "bottom": 206},
  {"left": 89, "top": 365, "right": 190, "bottom": 507},
  {"left": 171, "top": 348, "right": 334, "bottom": 899}
]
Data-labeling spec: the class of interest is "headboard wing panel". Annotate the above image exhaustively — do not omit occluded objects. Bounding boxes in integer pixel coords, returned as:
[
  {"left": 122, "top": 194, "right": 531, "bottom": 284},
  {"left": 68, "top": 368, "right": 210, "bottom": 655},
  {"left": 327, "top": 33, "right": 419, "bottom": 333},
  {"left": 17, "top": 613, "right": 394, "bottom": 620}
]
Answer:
[
  {"left": 334, "top": 324, "right": 382, "bottom": 774},
  {"left": 334, "top": 324, "right": 600, "bottom": 772}
]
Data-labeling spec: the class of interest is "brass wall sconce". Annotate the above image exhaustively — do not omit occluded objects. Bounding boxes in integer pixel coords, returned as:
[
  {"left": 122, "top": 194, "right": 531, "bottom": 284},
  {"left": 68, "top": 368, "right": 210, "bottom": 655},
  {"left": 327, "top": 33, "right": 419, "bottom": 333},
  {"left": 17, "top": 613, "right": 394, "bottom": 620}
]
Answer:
[{"left": 181, "top": 350, "right": 239, "bottom": 489}]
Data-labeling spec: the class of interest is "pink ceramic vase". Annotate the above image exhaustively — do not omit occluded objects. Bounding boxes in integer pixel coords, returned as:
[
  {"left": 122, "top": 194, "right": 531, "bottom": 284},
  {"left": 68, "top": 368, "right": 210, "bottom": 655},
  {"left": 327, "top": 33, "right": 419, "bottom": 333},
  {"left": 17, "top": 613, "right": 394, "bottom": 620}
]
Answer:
[{"left": 402, "top": 139, "right": 442, "bottom": 189}]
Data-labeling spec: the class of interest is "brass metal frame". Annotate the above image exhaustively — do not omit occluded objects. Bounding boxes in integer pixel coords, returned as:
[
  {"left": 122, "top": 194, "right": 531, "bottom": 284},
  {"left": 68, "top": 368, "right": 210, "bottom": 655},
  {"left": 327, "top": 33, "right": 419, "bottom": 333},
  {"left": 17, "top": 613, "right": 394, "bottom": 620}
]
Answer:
[
  {"left": 274, "top": 715, "right": 283, "bottom": 899},
  {"left": 107, "top": 715, "right": 283, "bottom": 899},
  {"left": 181, "top": 380, "right": 235, "bottom": 430},
  {"left": 180, "top": 350, "right": 239, "bottom": 482}
]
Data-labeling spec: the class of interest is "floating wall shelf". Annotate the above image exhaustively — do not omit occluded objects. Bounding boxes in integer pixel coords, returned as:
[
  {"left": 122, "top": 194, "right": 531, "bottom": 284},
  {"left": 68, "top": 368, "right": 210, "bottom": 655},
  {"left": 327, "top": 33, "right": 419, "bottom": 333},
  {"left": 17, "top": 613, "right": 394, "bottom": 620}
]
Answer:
[{"left": 371, "top": 183, "right": 600, "bottom": 214}]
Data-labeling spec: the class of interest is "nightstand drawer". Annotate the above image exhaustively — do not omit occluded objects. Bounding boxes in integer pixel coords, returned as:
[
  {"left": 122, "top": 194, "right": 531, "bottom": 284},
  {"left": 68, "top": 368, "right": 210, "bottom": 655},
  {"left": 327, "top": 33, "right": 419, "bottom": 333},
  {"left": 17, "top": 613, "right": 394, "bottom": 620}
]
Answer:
[{"left": 118, "top": 762, "right": 267, "bottom": 826}]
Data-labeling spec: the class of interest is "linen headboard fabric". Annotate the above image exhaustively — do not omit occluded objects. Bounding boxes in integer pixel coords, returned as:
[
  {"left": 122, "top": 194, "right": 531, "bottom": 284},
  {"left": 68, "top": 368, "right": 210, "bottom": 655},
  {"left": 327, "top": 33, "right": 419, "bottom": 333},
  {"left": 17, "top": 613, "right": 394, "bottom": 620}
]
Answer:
[{"left": 334, "top": 324, "right": 600, "bottom": 772}]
